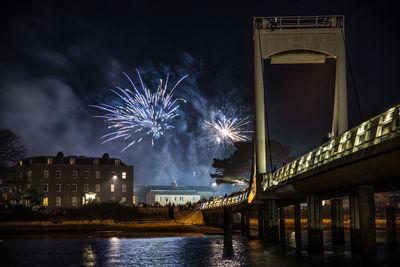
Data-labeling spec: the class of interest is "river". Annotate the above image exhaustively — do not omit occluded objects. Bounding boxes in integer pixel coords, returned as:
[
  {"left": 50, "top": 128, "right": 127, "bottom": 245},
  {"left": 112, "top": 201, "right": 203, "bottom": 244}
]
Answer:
[{"left": 0, "top": 232, "right": 398, "bottom": 266}]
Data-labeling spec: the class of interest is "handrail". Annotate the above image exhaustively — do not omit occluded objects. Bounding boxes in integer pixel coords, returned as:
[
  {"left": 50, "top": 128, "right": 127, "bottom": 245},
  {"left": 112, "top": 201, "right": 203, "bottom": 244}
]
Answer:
[
  {"left": 263, "top": 104, "right": 400, "bottom": 190},
  {"left": 196, "top": 192, "right": 249, "bottom": 210},
  {"left": 253, "top": 15, "right": 344, "bottom": 30}
]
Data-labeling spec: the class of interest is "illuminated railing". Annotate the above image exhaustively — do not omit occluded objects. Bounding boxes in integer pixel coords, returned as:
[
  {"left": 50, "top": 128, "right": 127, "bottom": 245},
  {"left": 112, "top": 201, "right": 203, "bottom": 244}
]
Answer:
[
  {"left": 253, "top": 15, "right": 344, "bottom": 30},
  {"left": 196, "top": 192, "right": 248, "bottom": 210},
  {"left": 263, "top": 104, "right": 400, "bottom": 190}
]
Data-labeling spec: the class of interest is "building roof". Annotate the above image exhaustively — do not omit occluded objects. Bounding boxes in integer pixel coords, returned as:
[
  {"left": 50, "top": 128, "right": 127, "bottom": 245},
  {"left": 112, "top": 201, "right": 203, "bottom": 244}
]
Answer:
[
  {"left": 149, "top": 190, "right": 199, "bottom": 196},
  {"left": 18, "top": 152, "right": 128, "bottom": 166}
]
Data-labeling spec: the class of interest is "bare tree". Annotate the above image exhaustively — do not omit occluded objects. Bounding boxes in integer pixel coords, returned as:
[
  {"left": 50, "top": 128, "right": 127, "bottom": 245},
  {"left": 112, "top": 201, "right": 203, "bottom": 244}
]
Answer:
[{"left": 0, "top": 129, "right": 26, "bottom": 167}]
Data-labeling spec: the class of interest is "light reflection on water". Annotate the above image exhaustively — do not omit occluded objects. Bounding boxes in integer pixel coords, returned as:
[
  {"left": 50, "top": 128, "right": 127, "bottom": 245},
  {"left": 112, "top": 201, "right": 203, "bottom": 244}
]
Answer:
[{"left": 0, "top": 233, "right": 398, "bottom": 266}]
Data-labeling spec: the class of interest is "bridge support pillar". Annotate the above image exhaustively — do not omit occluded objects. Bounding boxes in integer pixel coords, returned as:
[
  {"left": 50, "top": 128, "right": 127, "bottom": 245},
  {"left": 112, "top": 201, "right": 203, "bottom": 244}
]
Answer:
[
  {"left": 279, "top": 206, "right": 286, "bottom": 242},
  {"left": 307, "top": 194, "right": 323, "bottom": 252},
  {"left": 264, "top": 199, "right": 279, "bottom": 243},
  {"left": 258, "top": 208, "right": 264, "bottom": 238},
  {"left": 223, "top": 206, "right": 233, "bottom": 253},
  {"left": 245, "top": 209, "right": 250, "bottom": 236},
  {"left": 349, "top": 194, "right": 361, "bottom": 252},
  {"left": 294, "top": 202, "right": 302, "bottom": 247},
  {"left": 241, "top": 210, "right": 245, "bottom": 235},
  {"left": 350, "top": 186, "right": 376, "bottom": 254},
  {"left": 359, "top": 186, "right": 376, "bottom": 254},
  {"left": 331, "top": 199, "right": 344, "bottom": 246},
  {"left": 386, "top": 206, "right": 397, "bottom": 248}
]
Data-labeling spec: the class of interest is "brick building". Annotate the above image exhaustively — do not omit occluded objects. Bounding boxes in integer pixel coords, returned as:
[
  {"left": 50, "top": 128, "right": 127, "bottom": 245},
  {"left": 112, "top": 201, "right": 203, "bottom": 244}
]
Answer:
[{"left": 5, "top": 152, "right": 134, "bottom": 208}]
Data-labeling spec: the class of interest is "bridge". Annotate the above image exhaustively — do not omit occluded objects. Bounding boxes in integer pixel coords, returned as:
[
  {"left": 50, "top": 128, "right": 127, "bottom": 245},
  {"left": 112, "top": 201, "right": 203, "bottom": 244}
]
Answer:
[{"left": 199, "top": 15, "right": 400, "bottom": 255}]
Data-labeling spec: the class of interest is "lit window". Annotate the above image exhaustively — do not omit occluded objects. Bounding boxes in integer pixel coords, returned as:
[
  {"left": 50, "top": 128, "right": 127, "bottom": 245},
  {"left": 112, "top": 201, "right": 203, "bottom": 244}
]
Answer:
[
  {"left": 84, "top": 171, "right": 89, "bottom": 179},
  {"left": 43, "top": 184, "right": 48, "bottom": 192},
  {"left": 56, "top": 184, "right": 61, "bottom": 192},
  {"left": 94, "top": 159, "right": 99, "bottom": 165},
  {"left": 28, "top": 171, "right": 32, "bottom": 182},
  {"left": 72, "top": 197, "right": 78, "bottom": 206},
  {"left": 84, "top": 184, "right": 89, "bottom": 192},
  {"left": 47, "top": 158, "right": 53, "bottom": 165},
  {"left": 72, "top": 171, "right": 78, "bottom": 179},
  {"left": 19, "top": 160, "right": 23, "bottom": 166},
  {"left": 95, "top": 184, "right": 100, "bottom": 192},
  {"left": 72, "top": 184, "right": 77, "bottom": 192},
  {"left": 43, "top": 197, "right": 48, "bottom": 206},
  {"left": 56, "top": 171, "right": 61, "bottom": 179},
  {"left": 56, "top": 197, "right": 61, "bottom": 207},
  {"left": 122, "top": 184, "right": 126, "bottom": 193},
  {"left": 111, "top": 184, "right": 115, "bottom": 192},
  {"left": 27, "top": 184, "right": 32, "bottom": 189},
  {"left": 70, "top": 158, "right": 75, "bottom": 165},
  {"left": 121, "top": 197, "right": 126, "bottom": 203},
  {"left": 96, "top": 171, "right": 100, "bottom": 179},
  {"left": 95, "top": 196, "right": 100, "bottom": 203},
  {"left": 122, "top": 172, "right": 126, "bottom": 179}
]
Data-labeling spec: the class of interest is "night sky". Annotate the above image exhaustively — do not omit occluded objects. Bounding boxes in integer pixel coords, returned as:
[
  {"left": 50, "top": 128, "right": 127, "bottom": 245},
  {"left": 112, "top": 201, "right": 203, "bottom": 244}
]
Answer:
[{"left": 0, "top": 1, "right": 399, "bottom": 187}]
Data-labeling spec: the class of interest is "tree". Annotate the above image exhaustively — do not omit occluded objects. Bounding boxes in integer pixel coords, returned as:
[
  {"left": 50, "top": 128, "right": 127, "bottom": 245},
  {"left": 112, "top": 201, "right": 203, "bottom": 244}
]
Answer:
[
  {"left": 25, "top": 189, "right": 44, "bottom": 206},
  {"left": 0, "top": 129, "right": 26, "bottom": 167},
  {"left": 210, "top": 139, "right": 294, "bottom": 185}
]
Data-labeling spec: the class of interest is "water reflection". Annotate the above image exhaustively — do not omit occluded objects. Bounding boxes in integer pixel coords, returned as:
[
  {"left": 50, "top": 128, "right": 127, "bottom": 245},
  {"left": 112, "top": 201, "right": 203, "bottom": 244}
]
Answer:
[
  {"left": 0, "top": 233, "right": 398, "bottom": 266},
  {"left": 82, "top": 245, "right": 96, "bottom": 267}
]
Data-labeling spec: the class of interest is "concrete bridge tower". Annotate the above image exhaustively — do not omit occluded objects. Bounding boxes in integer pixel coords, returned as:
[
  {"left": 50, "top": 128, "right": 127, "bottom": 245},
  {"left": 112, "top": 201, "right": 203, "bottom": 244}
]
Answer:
[{"left": 253, "top": 16, "right": 348, "bottom": 180}]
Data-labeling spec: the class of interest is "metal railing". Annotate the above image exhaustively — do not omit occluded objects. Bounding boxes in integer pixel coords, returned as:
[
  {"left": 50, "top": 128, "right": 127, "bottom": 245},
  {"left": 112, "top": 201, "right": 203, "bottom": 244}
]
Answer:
[
  {"left": 196, "top": 192, "right": 248, "bottom": 210},
  {"left": 253, "top": 15, "right": 344, "bottom": 30},
  {"left": 263, "top": 104, "right": 400, "bottom": 190}
]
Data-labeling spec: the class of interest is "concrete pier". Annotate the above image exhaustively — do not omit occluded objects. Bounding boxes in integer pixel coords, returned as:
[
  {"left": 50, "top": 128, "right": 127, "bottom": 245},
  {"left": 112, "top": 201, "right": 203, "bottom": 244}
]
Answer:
[
  {"left": 223, "top": 207, "right": 233, "bottom": 250},
  {"left": 294, "top": 202, "right": 302, "bottom": 247},
  {"left": 386, "top": 206, "right": 397, "bottom": 248},
  {"left": 258, "top": 208, "right": 264, "bottom": 238},
  {"left": 241, "top": 210, "right": 245, "bottom": 235},
  {"left": 279, "top": 206, "right": 285, "bottom": 242},
  {"left": 245, "top": 209, "right": 250, "bottom": 236},
  {"left": 358, "top": 186, "right": 376, "bottom": 254},
  {"left": 264, "top": 199, "right": 279, "bottom": 243},
  {"left": 307, "top": 194, "right": 323, "bottom": 252},
  {"left": 349, "top": 194, "right": 361, "bottom": 252},
  {"left": 331, "top": 199, "right": 344, "bottom": 246}
]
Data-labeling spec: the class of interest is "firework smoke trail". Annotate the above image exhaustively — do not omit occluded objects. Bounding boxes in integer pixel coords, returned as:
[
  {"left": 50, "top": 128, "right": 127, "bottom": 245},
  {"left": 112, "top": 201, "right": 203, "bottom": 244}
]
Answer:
[
  {"left": 203, "top": 112, "right": 252, "bottom": 146},
  {"left": 90, "top": 69, "right": 188, "bottom": 152}
]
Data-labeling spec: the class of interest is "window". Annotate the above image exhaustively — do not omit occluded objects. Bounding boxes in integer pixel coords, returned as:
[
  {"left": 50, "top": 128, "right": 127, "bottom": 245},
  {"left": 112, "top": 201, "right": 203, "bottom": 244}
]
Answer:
[
  {"left": 95, "top": 184, "right": 100, "bottom": 192},
  {"left": 29, "top": 159, "right": 32, "bottom": 165},
  {"left": 84, "top": 184, "right": 89, "bottom": 192},
  {"left": 27, "top": 184, "right": 32, "bottom": 189},
  {"left": 96, "top": 171, "right": 100, "bottom": 179},
  {"left": 84, "top": 171, "right": 89, "bottom": 179},
  {"left": 95, "top": 196, "right": 100, "bottom": 203},
  {"left": 72, "top": 197, "right": 78, "bottom": 206},
  {"left": 121, "top": 197, "right": 126, "bottom": 203},
  {"left": 28, "top": 171, "right": 32, "bottom": 182},
  {"left": 47, "top": 158, "right": 53, "bottom": 165},
  {"left": 56, "top": 184, "right": 61, "bottom": 192},
  {"left": 122, "top": 184, "right": 126, "bottom": 193},
  {"left": 94, "top": 159, "right": 99, "bottom": 165},
  {"left": 43, "top": 184, "right": 48, "bottom": 192},
  {"left": 159, "top": 197, "right": 162, "bottom": 201},
  {"left": 122, "top": 172, "right": 126, "bottom": 179},
  {"left": 43, "top": 170, "right": 49, "bottom": 179},
  {"left": 56, "top": 171, "right": 61, "bottom": 179},
  {"left": 72, "top": 184, "right": 77, "bottom": 192},
  {"left": 56, "top": 197, "right": 61, "bottom": 207},
  {"left": 72, "top": 171, "right": 78, "bottom": 179},
  {"left": 179, "top": 197, "right": 184, "bottom": 201},
  {"left": 70, "top": 158, "right": 75, "bottom": 165},
  {"left": 173, "top": 197, "right": 177, "bottom": 201},
  {"left": 43, "top": 197, "right": 48, "bottom": 206},
  {"left": 111, "top": 184, "right": 115, "bottom": 192},
  {"left": 115, "top": 159, "right": 120, "bottom": 166},
  {"left": 19, "top": 160, "right": 23, "bottom": 166}
]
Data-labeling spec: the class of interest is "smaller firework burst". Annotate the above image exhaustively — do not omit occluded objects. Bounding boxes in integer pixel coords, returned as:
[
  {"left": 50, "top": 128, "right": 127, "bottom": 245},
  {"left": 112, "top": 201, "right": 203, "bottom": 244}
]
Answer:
[{"left": 203, "top": 112, "right": 252, "bottom": 146}]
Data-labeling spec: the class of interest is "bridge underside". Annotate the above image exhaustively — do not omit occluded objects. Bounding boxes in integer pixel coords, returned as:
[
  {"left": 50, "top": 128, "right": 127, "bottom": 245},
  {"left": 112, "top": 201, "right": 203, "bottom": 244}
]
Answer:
[{"left": 264, "top": 136, "right": 400, "bottom": 200}]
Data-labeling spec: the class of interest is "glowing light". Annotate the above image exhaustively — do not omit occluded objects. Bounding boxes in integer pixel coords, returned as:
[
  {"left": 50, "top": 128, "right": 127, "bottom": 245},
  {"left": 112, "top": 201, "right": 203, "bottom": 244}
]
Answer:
[
  {"left": 203, "top": 112, "right": 252, "bottom": 146},
  {"left": 91, "top": 69, "right": 187, "bottom": 151}
]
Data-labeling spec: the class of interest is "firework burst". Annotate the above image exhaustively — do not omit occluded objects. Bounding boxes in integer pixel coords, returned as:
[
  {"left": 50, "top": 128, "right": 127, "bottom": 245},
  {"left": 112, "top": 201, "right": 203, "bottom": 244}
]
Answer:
[
  {"left": 203, "top": 112, "right": 252, "bottom": 146},
  {"left": 90, "top": 69, "right": 187, "bottom": 152}
]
